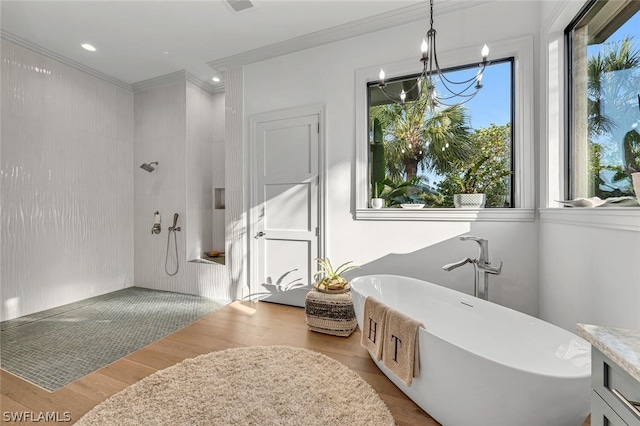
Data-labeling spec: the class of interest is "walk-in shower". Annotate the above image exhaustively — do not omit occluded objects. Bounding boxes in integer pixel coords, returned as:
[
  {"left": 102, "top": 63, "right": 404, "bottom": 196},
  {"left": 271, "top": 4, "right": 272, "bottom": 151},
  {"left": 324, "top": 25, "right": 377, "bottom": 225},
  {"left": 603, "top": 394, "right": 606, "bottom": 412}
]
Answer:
[{"left": 140, "top": 161, "right": 158, "bottom": 172}]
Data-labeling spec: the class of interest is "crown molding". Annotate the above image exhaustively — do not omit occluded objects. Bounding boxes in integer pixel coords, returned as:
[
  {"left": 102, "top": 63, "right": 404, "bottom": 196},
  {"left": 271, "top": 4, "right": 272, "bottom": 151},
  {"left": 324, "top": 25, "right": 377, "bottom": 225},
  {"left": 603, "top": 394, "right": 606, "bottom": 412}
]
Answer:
[
  {"left": 131, "top": 69, "right": 224, "bottom": 94},
  {"left": 131, "top": 70, "right": 186, "bottom": 92},
  {"left": 185, "top": 72, "right": 225, "bottom": 94},
  {"left": 208, "top": 0, "right": 491, "bottom": 71},
  {"left": 1, "top": 31, "right": 220, "bottom": 94},
  {"left": 1, "top": 30, "right": 132, "bottom": 91}
]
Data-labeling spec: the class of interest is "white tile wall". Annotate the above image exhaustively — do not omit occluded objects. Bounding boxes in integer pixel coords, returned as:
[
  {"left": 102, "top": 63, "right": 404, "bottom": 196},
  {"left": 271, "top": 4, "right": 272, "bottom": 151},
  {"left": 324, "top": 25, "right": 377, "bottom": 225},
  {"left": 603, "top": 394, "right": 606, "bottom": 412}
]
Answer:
[
  {"left": 211, "top": 93, "right": 225, "bottom": 252},
  {"left": 1, "top": 40, "right": 134, "bottom": 321},
  {"left": 185, "top": 81, "right": 214, "bottom": 260},
  {"left": 133, "top": 80, "right": 231, "bottom": 301}
]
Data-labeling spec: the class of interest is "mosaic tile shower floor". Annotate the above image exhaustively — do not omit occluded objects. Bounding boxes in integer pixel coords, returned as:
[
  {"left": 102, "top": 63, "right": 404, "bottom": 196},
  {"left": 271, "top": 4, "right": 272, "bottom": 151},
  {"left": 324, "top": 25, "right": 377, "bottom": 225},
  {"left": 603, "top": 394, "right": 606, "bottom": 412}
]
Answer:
[{"left": 0, "top": 287, "right": 227, "bottom": 392}]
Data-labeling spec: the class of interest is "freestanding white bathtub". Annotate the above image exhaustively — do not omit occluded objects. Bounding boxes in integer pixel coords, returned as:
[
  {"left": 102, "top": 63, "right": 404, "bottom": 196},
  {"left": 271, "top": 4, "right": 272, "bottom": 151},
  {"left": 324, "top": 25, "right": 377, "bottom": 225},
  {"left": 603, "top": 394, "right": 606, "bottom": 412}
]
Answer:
[{"left": 351, "top": 275, "right": 591, "bottom": 426}]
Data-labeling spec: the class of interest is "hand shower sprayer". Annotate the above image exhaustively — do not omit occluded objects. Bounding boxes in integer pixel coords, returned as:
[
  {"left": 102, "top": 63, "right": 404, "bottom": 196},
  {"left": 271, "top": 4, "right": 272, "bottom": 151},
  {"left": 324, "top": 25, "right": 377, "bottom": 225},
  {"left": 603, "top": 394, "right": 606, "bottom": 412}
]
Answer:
[
  {"left": 165, "top": 213, "right": 181, "bottom": 276},
  {"left": 168, "top": 213, "right": 180, "bottom": 232}
]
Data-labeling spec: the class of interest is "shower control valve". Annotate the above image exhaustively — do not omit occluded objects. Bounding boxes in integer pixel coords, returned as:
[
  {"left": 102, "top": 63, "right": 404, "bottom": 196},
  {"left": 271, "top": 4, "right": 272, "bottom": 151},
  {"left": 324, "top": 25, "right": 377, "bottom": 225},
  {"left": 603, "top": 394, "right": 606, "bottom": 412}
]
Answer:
[{"left": 152, "top": 211, "right": 161, "bottom": 234}]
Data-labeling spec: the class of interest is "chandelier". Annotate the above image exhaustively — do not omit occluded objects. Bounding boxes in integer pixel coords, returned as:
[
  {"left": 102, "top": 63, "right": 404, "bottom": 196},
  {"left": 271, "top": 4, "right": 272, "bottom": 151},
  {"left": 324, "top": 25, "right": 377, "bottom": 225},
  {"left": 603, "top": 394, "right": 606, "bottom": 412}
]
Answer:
[{"left": 377, "top": 0, "right": 490, "bottom": 112}]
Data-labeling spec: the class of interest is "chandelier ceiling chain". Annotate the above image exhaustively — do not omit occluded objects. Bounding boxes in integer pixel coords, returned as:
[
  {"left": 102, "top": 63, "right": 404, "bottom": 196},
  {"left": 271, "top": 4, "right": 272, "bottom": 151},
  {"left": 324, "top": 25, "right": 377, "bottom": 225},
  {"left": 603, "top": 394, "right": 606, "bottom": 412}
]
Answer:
[{"left": 377, "top": 0, "right": 490, "bottom": 112}]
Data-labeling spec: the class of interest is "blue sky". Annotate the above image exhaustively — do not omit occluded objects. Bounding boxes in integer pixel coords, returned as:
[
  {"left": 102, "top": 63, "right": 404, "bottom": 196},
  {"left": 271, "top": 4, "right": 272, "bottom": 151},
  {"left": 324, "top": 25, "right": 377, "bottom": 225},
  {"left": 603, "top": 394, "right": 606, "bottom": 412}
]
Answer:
[
  {"left": 443, "top": 9, "right": 640, "bottom": 132},
  {"left": 588, "top": 10, "right": 640, "bottom": 56},
  {"left": 432, "top": 60, "right": 512, "bottom": 130}
]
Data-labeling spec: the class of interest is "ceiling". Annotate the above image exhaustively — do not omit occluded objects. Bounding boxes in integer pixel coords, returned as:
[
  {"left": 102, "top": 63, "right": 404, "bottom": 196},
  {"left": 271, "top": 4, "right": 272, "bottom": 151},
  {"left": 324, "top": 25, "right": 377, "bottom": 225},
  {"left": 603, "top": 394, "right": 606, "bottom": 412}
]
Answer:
[{"left": 0, "top": 0, "right": 427, "bottom": 87}]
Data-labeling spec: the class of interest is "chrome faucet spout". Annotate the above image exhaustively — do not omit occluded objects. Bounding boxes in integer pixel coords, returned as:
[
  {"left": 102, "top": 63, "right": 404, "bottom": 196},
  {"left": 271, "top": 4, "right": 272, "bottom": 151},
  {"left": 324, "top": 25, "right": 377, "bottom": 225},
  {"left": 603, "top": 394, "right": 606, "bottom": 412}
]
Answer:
[
  {"left": 447, "top": 235, "right": 503, "bottom": 300},
  {"left": 459, "top": 235, "right": 489, "bottom": 265}
]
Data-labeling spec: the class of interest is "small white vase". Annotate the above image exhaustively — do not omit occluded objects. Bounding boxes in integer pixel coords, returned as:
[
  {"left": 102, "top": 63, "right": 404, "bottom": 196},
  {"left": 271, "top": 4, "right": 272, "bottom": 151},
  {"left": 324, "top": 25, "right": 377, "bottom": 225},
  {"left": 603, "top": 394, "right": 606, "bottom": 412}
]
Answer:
[
  {"left": 632, "top": 172, "right": 640, "bottom": 200},
  {"left": 453, "top": 193, "right": 486, "bottom": 209},
  {"left": 371, "top": 198, "right": 384, "bottom": 209}
]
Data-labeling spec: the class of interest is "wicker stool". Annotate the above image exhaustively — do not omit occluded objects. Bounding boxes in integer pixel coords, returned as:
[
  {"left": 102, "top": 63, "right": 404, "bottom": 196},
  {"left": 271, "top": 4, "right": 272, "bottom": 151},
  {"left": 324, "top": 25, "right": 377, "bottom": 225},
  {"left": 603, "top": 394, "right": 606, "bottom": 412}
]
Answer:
[{"left": 304, "top": 288, "right": 357, "bottom": 337}]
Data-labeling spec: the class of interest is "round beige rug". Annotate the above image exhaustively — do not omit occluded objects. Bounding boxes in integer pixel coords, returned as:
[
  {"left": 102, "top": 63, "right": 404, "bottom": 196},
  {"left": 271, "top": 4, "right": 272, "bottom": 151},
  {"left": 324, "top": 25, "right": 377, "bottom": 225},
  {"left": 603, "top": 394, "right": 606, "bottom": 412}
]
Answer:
[{"left": 76, "top": 345, "right": 395, "bottom": 425}]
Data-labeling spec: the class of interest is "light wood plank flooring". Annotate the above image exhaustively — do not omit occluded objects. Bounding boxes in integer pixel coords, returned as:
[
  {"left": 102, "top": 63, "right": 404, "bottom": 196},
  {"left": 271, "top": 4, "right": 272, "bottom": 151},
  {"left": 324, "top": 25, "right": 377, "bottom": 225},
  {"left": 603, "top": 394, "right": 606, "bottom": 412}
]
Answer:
[{"left": 1, "top": 301, "right": 590, "bottom": 425}]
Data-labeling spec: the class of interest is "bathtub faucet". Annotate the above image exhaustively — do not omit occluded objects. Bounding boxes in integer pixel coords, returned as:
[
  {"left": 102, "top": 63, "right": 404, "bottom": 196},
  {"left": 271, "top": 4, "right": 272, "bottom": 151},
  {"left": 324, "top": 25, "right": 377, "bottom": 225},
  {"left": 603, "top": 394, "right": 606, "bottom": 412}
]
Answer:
[{"left": 443, "top": 236, "right": 503, "bottom": 300}]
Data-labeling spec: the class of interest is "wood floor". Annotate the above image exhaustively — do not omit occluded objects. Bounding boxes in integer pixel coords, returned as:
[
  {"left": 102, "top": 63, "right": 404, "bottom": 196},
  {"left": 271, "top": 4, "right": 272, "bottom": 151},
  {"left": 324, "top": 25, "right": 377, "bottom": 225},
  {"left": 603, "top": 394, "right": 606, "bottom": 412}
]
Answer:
[{"left": 1, "top": 301, "right": 590, "bottom": 425}]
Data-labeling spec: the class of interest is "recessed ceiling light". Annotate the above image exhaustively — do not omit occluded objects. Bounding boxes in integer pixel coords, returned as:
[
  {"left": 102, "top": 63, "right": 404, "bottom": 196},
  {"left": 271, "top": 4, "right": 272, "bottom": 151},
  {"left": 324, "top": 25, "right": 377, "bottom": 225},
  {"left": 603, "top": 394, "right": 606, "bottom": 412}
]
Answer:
[
  {"left": 81, "top": 43, "right": 96, "bottom": 52},
  {"left": 212, "top": 77, "right": 221, "bottom": 83}
]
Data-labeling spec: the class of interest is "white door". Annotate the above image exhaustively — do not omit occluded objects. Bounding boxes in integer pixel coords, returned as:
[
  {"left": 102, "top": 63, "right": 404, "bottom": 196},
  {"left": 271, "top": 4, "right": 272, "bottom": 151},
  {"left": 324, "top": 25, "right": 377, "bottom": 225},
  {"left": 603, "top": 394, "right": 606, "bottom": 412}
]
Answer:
[{"left": 252, "top": 109, "right": 321, "bottom": 307}]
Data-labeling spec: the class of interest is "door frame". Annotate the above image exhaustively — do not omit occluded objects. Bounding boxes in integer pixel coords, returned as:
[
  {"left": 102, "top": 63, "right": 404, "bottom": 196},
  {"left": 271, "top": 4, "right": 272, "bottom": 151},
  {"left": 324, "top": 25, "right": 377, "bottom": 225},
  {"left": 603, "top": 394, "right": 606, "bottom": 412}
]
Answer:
[{"left": 248, "top": 104, "right": 326, "bottom": 300}]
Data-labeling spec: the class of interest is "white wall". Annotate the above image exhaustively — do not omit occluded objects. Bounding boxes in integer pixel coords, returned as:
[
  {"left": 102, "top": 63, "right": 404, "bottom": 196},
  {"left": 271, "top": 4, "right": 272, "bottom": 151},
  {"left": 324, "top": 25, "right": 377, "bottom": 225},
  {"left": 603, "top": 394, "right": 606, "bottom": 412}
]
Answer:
[
  {"left": 242, "top": 2, "right": 542, "bottom": 315},
  {"left": 0, "top": 39, "right": 134, "bottom": 320},
  {"left": 133, "top": 79, "right": 232, "bottom": 301},
  {"left": 211, "top": 93, "right": 226, "bottom": 253},
  {"left": 185, "top": 81, "right": 215, "bottom": 260},
  {"left": 539, "top": 222, "right": 640, "bottom": 331}
]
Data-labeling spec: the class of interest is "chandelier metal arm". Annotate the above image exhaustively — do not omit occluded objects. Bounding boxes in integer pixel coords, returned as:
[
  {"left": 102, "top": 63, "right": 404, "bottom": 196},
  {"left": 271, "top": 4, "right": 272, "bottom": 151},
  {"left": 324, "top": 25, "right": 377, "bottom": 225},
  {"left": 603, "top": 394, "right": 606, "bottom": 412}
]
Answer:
[{"left": 376, "top": 0, "right": 489, "bottom": 111}]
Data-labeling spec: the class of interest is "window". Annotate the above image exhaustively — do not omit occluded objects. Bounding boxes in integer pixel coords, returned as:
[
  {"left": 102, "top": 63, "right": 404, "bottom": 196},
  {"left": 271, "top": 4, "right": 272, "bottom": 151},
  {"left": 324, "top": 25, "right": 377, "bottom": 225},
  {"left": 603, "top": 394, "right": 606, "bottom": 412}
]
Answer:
[
  {"left": 355, "top": 36, "right": 535, "bottom": 220},
  {"left": 366, "top": 59, "right": 514, "bottom": 209},
  {"left": 566, "top": 0, "right": 640, "bottom": 200}
]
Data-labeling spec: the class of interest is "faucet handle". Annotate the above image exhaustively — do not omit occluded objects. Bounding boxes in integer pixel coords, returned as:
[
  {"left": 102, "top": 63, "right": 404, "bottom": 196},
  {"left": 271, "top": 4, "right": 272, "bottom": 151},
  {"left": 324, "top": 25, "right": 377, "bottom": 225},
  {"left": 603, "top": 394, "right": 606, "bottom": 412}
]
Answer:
[
  {"left": 485, "top": 261, "right": 503, "bottom": 275},
  {"left": 442, "top": 257, "right": 472, "bottom": 272}
]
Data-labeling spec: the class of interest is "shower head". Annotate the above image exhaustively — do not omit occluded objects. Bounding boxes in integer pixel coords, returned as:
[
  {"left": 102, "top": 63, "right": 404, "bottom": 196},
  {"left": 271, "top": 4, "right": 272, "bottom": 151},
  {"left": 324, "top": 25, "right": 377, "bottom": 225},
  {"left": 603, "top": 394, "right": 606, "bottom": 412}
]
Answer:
[{"left": 140, "top": 162, "right": 158, "bottom": 172}]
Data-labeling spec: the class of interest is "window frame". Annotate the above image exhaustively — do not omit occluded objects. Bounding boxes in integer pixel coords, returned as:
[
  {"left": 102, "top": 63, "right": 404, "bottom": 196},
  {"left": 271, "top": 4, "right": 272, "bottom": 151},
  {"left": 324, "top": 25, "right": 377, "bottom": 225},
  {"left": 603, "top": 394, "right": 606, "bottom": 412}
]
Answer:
[
  {"left": 539, "top": 0, "right": 640, "bottom": 232},
  {"left": 366, "top": 57, "right": 516, "bottom": 209},
  {"left": 354, "top": 35, "right": 535, "bottom": 221},
  {"left": 564, "top": 0, "right": 640, "bottom": 200}
]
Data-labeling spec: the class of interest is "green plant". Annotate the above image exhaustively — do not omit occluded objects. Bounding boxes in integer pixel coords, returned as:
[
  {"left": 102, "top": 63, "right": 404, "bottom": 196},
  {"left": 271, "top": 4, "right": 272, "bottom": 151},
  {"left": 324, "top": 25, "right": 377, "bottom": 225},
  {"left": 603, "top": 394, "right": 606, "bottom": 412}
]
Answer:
[
  {"left": 376, "top": 177, "right": 432, "bottom": 207},
  {"left": 623, "top": 129, "right": 640, "bottom": 173},
  {"left": 437, "top": 124, "right": 512, "bottom": 207},
  {"left": 372, "top": 180, "right": 385, "bottom": 199},
  {"left": 313, "top": 258, "right": 359, "bottom": 291},
  {"left": 371, "top": 118, "right": 386, "bottom": 198}
]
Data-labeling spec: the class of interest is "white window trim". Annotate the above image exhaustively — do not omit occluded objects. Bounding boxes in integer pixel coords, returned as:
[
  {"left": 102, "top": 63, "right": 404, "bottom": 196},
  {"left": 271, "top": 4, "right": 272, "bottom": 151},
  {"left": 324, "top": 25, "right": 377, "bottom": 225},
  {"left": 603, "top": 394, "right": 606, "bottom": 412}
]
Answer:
[
  {"left": 540, "top": 1, "right": 640, "bottom": 232},
  {"left": 539, "top": 208, "right": 640, "bottom": 232},
  {"left": 354, "top": 34, "right": 535, "bottom": 221}
]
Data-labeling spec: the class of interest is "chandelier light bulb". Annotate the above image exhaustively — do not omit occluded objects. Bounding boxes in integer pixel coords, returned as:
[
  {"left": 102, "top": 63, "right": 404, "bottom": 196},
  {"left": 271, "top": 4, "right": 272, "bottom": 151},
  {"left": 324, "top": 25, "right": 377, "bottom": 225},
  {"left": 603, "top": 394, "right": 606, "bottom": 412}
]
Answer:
[
  {"left": 400, "top": 90, "right": 407, "bottom": 103},
  {"left": 379, "top": 69, "right": 385, "bottom": 82},
  {"left": 481, "top": 44, "right": 489, "bottom": 60},
  {"left": 421, "top": 39, "right": 429, "bottom": 58}
]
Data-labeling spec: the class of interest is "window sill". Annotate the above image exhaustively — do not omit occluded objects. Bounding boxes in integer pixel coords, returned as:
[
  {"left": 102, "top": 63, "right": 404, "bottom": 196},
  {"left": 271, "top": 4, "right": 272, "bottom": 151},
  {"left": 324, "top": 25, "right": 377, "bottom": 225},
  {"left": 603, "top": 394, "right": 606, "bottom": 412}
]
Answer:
[
  {"left": 355, "top": 208, "right": 535, "bottom": 222},
  {"left": 539, "top": 207, "right": 640, "bottom": 232}
]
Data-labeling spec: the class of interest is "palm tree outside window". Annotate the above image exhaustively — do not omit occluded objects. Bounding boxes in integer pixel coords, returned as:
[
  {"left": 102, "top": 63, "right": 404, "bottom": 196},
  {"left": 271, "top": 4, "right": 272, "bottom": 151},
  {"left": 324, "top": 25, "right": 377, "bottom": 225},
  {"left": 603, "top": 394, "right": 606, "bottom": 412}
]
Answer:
[
  {"left": 367, "top": 59, "right": 514, "bottom": 208},
  {"left": 567, "top": 0, "right": 640, "bottom": 200}
]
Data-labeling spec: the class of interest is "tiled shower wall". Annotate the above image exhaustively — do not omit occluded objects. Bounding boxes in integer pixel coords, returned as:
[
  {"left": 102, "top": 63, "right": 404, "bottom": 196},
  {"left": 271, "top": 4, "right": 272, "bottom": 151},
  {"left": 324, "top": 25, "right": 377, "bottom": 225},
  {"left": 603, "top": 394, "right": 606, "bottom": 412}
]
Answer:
[
  {"left": 133, "top": 80, "right": 231, "bottom": 301},
  {"left": 185, "top": 81, "right": 215, "bottom": 260},
  {"left": 0, "top": 40, "right": 134, "bottom": 321}
]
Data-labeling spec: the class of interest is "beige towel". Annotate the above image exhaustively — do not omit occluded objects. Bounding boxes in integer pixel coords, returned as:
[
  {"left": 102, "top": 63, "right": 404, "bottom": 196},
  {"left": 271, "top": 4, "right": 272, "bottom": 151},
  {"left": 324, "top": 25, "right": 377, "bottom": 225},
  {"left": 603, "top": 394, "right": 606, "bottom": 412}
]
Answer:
[
  {"left": 381, "top": 307, "right": 423, "bottom": 387},
  {"left": 360, "top": 296, "right": 388, "bottom": 360}
]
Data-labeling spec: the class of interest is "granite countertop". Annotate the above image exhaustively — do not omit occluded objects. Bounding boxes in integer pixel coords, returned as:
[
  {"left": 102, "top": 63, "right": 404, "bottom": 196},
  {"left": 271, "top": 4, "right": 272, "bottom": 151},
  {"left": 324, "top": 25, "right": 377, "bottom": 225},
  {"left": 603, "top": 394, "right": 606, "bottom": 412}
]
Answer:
[{"left": 577, "top": 323, "right": 640, "bottom": 383}]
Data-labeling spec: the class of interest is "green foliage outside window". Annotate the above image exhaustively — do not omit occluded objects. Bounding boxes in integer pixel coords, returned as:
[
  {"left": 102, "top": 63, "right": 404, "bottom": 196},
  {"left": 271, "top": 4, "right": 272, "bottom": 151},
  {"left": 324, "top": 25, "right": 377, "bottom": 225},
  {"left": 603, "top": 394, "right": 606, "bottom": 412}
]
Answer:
[
  {"left": 584, "top": 35, "right": 640, "bottom": 198},
  {"left": 369, "top": 101, "right": 512, "bottom": 208},
  {"left": 435, "top": 124, "right": 511, "bottom": 207}
]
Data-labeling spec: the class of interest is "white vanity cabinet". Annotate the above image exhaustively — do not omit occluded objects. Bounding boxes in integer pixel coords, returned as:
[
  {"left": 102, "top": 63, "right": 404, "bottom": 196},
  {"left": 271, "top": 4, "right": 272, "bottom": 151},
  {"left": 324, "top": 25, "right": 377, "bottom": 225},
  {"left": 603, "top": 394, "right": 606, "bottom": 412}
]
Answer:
[{"left": 577, "top": 324, "right": 640, "bottom": 426}]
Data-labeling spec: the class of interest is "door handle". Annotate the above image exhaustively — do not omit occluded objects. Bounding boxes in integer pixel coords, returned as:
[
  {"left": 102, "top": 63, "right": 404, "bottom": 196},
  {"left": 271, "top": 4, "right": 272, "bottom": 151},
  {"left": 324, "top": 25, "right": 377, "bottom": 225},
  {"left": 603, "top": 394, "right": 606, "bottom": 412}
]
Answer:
[{"left": 255, "top": 231, "right": 266, "bottom": 238}]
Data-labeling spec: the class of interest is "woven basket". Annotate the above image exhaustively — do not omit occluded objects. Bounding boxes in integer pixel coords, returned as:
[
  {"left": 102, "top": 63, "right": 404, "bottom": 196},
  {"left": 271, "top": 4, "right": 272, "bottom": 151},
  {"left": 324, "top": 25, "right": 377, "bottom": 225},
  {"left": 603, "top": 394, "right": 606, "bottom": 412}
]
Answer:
[{"left": 305, "top": 288, "right": 357, "bottom": 337}]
